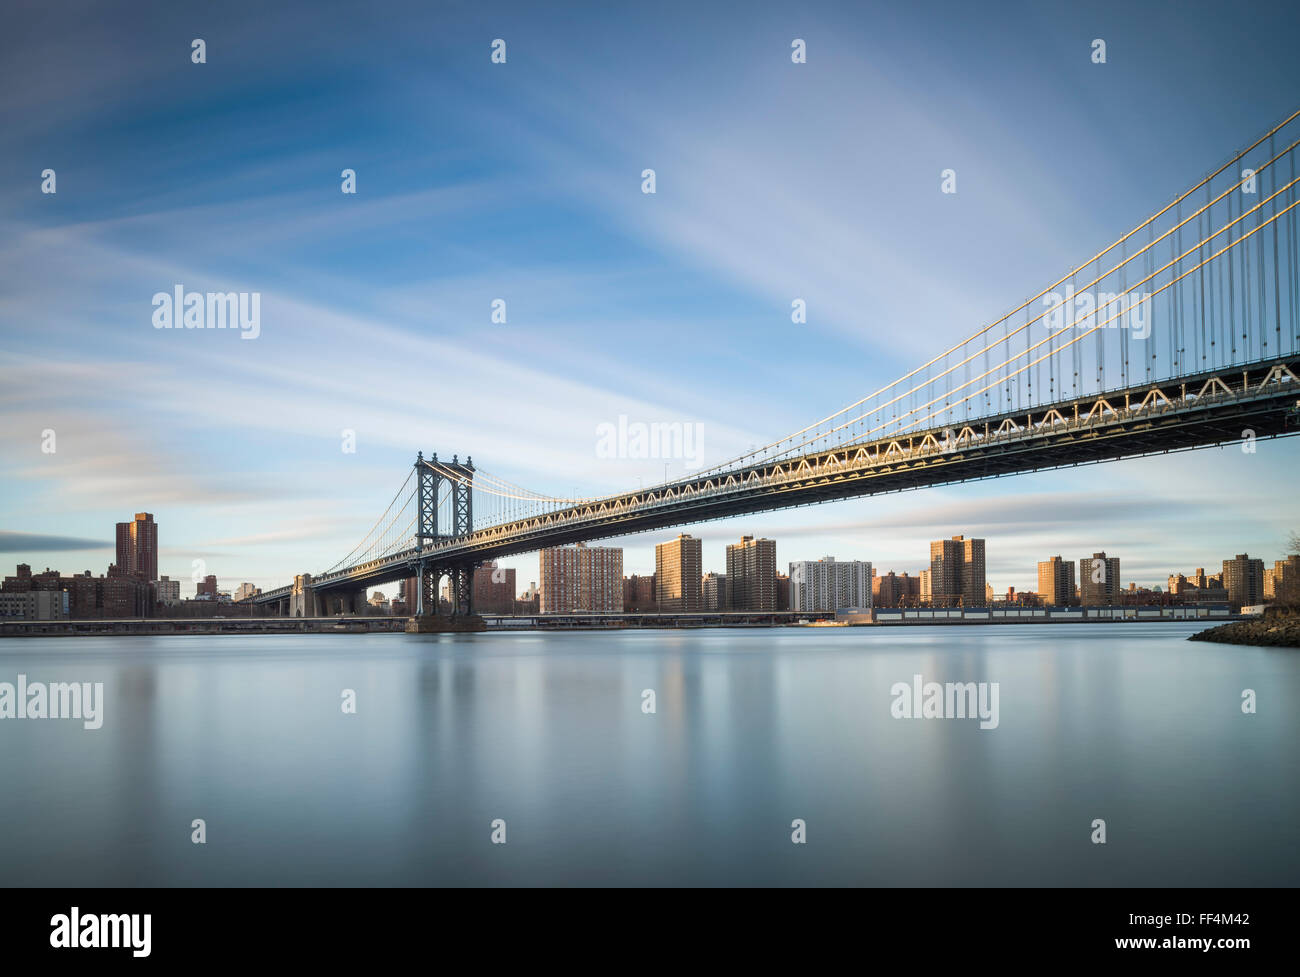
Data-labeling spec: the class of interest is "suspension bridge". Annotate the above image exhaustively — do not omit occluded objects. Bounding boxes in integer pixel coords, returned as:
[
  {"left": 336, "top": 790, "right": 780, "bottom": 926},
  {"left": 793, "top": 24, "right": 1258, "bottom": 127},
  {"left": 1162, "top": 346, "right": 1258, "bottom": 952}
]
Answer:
[{"left": 253, "top": 109, "right": 1300, "bottom": 621}]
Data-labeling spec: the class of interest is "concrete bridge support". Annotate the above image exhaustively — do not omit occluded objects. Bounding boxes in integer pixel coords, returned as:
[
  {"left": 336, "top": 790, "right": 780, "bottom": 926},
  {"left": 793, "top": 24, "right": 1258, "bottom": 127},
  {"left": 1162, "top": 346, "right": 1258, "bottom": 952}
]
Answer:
[
  {"left": 290, "top": 573, "right": 318, "bottom": 618},
  {"left": 407, "top": 561, "right": 485, "bottom": 631},
  {"left": 317, "top": 587, "right": 368, "bottom": 616}
]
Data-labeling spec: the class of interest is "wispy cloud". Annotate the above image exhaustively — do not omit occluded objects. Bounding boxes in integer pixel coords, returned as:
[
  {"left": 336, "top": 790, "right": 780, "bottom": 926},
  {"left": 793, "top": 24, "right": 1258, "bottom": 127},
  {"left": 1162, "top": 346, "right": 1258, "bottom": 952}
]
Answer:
[{"left": 0, "top": 531, "right": 111, "bottom": 553}]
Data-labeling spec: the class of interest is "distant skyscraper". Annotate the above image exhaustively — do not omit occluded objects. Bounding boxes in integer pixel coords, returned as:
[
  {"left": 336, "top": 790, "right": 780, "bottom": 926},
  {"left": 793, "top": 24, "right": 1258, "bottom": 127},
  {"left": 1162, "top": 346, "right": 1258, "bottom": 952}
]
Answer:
[
  {"left": 394, "top": 575, "right": 419, "bottom": 614},
  {"left": 1222, "top": 554, "right": 1265, "bottom": 608},
  {"left": 115, "top": 512, "right": 157, "bottom": 581},
  {"left": 1079, "top": 552, "right": 1121, "bottom": 605},
  {"left": 196, "top": 574, "right": 218, "bottom": 599},
  {"left": 1264, "top": 554, "right": 1300, "bottom": 602},
  {"left": 539, "top": 543, "right": 623, "bottom": 613},
  {"left": 701, "top": 572, "right": 727, "bottom": 611},
  {"left": 961, "top": 537, "right": 986, "bottom": 606},
  {"left": 1037, "top": 556, "right": 1077, "bottom": 606},
  {"left": 623, "top": 574, "right": 657, "bottom": 612},
  {"left": 726, "top": 536, "right": 777, "bottom": 611},
  {"left": 473, "top": 562, "right": 517, "bottom": 614},
  {"left": 655, "top": 534, "right": 702, "bottom": 612},
  {"left": 233, "top": 582, "right": 259, "bottom": 601},
  {"left": 929, "top": 537, "right": 962, "bottom": 602},
  {"left": 872, "top": 570, "right": 921, "bottom": 607},
  {"left": 929, "top": 535, "right": 986, "bottom": 605},
  {"left": 156, "top": 576, "right": 181, "bottom": 605},
  {"left": 789, "top": 557, "right": 872, "bottom": 612}
]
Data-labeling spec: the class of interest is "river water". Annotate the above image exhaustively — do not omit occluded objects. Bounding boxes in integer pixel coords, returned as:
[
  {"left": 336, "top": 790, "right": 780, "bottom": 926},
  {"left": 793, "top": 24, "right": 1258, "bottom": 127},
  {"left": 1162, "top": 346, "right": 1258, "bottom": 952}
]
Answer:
[{"left": 1, "top": 623, "right": 1296, "bottom": 886}]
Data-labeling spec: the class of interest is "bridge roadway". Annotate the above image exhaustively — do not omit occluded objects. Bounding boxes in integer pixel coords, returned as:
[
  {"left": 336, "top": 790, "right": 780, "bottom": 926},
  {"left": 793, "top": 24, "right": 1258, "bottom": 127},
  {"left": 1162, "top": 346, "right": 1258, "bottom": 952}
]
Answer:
[{"left": 254, "top": 355, "right": 1300, "bottom": 603}]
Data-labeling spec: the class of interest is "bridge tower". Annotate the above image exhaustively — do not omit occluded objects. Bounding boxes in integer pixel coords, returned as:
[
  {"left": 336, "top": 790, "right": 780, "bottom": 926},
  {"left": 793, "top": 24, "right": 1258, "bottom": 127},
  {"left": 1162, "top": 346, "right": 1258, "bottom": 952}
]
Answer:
[{"left": 410, "top": 452, "right": 483, "bottom": 629}]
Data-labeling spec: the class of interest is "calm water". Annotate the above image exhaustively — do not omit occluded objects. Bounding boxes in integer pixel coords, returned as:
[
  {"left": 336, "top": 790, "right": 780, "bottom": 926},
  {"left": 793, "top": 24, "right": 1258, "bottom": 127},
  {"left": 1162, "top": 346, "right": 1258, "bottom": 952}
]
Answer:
[{"left": 1, "top": 624, "right": 1297, "bottom": 887}]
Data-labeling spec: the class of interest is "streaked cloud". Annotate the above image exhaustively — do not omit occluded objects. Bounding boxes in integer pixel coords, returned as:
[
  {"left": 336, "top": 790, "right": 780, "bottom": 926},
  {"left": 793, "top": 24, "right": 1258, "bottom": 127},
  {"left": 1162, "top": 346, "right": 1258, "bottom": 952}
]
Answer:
[{"left": 0, "top": 531, "right": 112, "bottom": 553}]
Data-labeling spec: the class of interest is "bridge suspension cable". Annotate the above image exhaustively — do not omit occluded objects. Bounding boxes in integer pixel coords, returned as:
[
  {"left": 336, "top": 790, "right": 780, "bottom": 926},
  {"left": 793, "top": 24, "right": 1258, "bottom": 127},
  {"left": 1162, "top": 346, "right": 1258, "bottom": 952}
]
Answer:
[
  {"left": 693, "top": 108, "right": 1300, "bottom": 475},
  {"left": 793, "top": 170, "right": 1300, "bottom": 451},
  {"left": 323, "top": 468, "right": 420, "bottom": 572}
]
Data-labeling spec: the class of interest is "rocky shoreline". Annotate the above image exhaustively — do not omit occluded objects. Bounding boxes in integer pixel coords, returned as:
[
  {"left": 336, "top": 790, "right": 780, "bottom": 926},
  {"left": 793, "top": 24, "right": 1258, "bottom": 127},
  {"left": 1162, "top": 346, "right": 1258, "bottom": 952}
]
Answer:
[{"left": 1189, "top": 616, "right": 1300, "bottom": 648}]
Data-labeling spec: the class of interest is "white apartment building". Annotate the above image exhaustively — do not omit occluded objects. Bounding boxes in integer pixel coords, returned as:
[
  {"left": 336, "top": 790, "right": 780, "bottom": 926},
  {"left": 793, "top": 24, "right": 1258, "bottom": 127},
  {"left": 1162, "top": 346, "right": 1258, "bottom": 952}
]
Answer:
[{"left": 789, "top": 557, "right": 872, "bottom": 612}]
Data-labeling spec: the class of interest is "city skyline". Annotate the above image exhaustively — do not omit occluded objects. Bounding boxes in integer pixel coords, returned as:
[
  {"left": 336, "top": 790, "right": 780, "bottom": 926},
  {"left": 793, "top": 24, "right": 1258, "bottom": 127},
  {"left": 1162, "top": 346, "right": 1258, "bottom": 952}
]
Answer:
[{"left": 8, "top": 507, "right": 1292, "bottom": 615}]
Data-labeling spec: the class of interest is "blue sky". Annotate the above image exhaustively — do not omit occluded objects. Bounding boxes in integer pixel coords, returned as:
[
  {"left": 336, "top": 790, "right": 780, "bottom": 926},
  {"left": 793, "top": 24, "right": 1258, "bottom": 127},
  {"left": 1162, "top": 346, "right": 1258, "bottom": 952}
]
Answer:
[{"left": 1, "top": 0, "right": 1297, "bottom": 595}]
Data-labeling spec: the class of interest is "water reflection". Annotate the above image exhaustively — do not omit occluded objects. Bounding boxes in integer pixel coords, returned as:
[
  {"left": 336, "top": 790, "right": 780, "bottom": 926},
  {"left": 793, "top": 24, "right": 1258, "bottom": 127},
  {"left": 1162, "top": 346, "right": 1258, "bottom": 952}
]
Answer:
[{"left": 0, "top": 624, "right": 1297, "bottom": 886}]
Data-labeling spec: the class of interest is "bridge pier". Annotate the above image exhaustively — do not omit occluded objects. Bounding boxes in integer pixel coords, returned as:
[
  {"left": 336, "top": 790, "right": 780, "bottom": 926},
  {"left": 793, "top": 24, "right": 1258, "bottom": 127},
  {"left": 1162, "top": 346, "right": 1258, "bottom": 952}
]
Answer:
[
  {"left": 316, "top": 586, "right": 368, "bottom": 616},
  {"left": 406, "top": 560, "right": 485, "bottom": 632},
  {"left": 405, "top": 613, "right": 486, "bottom": 633},
  {"left": 290, "top": 574, "right": 318, "bottom": 618}
]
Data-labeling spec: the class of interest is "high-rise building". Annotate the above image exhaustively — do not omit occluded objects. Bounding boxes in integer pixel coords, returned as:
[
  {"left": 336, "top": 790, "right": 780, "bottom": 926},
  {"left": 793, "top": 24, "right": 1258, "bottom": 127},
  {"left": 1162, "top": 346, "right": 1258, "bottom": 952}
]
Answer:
[
  {"left": 157, "top": 576, "right": 181, "bottom": 605},
  {"left": 961, "top": 537, "right": 986, "bottom": 606},
  {"left": 1222, "top": 554, "right": 1265, "bottom": 608},
  {"left": 1079, "top": 552, "right": 1121, "bottom": 605},
  {"left": 391, "top": 576, "right": 419, "bottom": 614},
  {"left": 1264, "top": 554, "right": 1300, "bottom": 602},
  {"left": 65, "top": 571, "right": 99, "bottom": 618},
  {"left": 196, "top": 574, "right": 218, "bottom": 599},
  {"left": 655, "top": 534, "right": 702, "bottom": 612},
  {"left": 103, "top": 564, "right": 152, "bottom": 616},
  {"left": 702, "top": 572, "right": 727, "bottom": 612},
  {"left": 115, "top": 512, "right": 158, "bottom": 582},
  {"left": 872, "top": 570, "right": 922, "bottom": 607},
  {"left": 539, "top": 543, "right": 623, "bottom": 613},
  {"left": 726, "top": 536, "right": 777, "bottom": 611},
  {"left": 473, "top": 562, "right": 517, "bottom": 614},
  {"left": 928, "top": 535, "right": 986, "bottom": 606},
  {"left": 1037, "top": 556, "right": 1077, "bottom": 606},
  {"left": 3, "top": 563, "right": 33, "bottom": 592},
  {"left": 929, "top": 537, "right": 962, "bottom": 603},
  {"left": 233, "top": 582, "right": 260, "bottom": 602},
  {"left": 789, "top": 557, "right": 872, "bottom": 612},
  {"left": 623, "top": 574, "right": 657, "bottom": 612}
]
